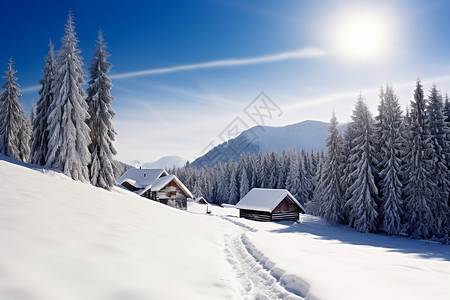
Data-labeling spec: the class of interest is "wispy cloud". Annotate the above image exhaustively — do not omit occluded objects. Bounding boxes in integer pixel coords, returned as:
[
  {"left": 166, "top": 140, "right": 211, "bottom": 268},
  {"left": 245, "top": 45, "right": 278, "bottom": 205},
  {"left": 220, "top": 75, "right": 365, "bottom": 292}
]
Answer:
[
  {"left": 110, "top": 48, "right": 326, "bottom": 80},
  {"left": 284, "top": 74, "right": 450, "bottom": 112},
  {"left": 21, "top": 85, "right": 40, "bottom": 93}
]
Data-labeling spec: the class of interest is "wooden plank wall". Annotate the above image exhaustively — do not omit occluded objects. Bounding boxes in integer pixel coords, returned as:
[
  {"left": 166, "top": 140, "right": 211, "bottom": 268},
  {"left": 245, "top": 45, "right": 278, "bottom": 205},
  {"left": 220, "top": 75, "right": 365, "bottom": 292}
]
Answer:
[
  {"left": 240, "top": 209, "right": 272, "bottom": 222},
  {"left": 272, "top": 211, "right": 299, "bottom": 221}
]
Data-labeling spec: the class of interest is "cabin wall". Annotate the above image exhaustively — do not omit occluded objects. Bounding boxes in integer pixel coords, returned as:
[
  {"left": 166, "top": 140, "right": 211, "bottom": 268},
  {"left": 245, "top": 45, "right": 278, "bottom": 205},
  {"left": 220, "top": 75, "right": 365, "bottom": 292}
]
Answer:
[
  {"left": 139, "top": 182, "right": 188, "bottom": 210},
  {"left": 272, "top": 211, "right": 299, "bottom": 221},
  {"left": 155, "top": 184, "right": 187, "bottom": 210},
  {"left": 272, "top": 197, "right": 299, "bottom": 213},
  {"left": 240, "top": 209, "right": 272, "bottom": 222}
]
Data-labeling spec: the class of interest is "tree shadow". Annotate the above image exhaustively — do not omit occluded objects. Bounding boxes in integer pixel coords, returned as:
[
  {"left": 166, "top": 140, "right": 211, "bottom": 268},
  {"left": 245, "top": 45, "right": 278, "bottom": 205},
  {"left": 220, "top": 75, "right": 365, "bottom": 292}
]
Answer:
[{"left": 270, "top": 216, "right": 450, "bottom": 261}]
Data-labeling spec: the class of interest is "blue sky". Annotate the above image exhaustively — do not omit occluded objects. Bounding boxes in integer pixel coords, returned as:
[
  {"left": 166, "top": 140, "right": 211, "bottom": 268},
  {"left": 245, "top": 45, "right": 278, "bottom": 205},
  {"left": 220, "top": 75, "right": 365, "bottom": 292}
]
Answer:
[{"left": 2, "top": 0, "right": 450, "bottom": 163}]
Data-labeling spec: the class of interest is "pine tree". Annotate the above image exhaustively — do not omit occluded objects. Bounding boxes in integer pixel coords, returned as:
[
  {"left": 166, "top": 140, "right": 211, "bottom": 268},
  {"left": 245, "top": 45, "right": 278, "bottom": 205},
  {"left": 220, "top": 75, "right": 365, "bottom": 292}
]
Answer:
[
  {"left": 320, "top": 112, "right": 345, "bottom": 224},
  {"left": 345, "top": 95, "right": 379, "bottom": 233},
  {"left": 307, "top": 152, "right": 325, "bottom": 215},
  {"left": 341, "top": 122, "right": 357, "bottom": 223},
  {"left": 239, "top": 166, "right": 250, "bottom": 198},
  {"left": 426, "top": 84, "right": 449, "bottom": 238},
  {"left": 403, "top": 80, "right": 435, "bottom": 238},
  {"left": 266, "top": 151, "right": 278, "bottom": 188},
  {"left": 0, "top": 57, "right": 30, "bottom": 162},
  {"left": 19, "top": 115, "right": 32, "bottom": 162},
  {"left": 86, "top": 30, "right": 117, "bottom": 189},
  {"left": 285, "top": 154, "right": 301, "bottom": 197},
  {"left": 377, "top": 84, "right": 404, "bottom": 235},
  {"left": 31, "top": 41, "right": 56, "bottom": 165},
  {"left": 229, "top": 166, "right": 239, "bottom": 204},
  {"left": 46, "top": 12, "right": 91, "bottom": 181}
]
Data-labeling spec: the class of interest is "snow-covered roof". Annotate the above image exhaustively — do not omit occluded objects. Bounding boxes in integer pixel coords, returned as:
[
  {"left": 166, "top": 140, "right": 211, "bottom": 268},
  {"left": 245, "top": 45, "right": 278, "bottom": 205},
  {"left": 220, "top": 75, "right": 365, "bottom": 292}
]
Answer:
[
  {"left": 118, "top": 169, "right": 168, "bottom": 187},
  {"left": 195, "top": 197, "right": 209, "bottom": 204},
  {"left": 235, "top": 188, "right": 305, "bottom": 213},
  {"left": 150, "top": 175, "right": 194, "bottom": 199}
]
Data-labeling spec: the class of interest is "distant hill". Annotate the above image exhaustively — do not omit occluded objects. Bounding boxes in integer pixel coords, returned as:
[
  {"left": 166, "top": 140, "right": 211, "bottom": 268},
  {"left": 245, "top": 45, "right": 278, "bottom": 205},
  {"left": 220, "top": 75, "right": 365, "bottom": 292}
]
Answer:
[
  {"left": 142, "top": 156, "right": 187, "bottom": 169},
  {"left": 192, "top": 120, "right": 346, "bottom": 168}
]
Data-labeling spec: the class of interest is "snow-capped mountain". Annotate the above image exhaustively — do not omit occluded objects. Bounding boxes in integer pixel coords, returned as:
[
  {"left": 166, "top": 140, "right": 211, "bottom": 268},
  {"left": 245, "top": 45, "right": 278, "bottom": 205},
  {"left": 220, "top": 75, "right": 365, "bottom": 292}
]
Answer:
[
  {"left": 142, "top": 155, "right": 187, "bottom": 169},
  {"left": 130, "top": 156, "right": 187, "bottom": 169},
  {"left": 193, "top": 120, "right": 345, "bottom": 167}
]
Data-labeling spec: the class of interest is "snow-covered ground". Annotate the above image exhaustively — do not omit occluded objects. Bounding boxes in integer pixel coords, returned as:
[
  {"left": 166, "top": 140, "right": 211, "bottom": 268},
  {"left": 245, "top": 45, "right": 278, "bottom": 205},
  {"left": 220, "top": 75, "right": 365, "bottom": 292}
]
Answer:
[{"left": 1, "top": 156, "right": 449, "bottom": 300}]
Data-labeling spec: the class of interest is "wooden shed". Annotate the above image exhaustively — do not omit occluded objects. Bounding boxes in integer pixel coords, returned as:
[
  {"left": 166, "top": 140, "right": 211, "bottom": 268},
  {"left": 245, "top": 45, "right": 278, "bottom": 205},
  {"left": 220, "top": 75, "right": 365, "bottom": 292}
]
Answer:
[
  {"left": 235, "top": 188, "right": 305, "bottom": 222},
  {"left": 195, "top": 197, "right": 209, "bottom": 205}
]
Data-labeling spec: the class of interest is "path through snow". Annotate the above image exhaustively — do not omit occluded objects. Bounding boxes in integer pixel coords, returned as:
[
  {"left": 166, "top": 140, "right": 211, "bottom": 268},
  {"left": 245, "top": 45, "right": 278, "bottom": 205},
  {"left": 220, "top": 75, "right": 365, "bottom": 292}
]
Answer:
[{"left": 220, "top": 214, "right": 310, "bottom": 300}]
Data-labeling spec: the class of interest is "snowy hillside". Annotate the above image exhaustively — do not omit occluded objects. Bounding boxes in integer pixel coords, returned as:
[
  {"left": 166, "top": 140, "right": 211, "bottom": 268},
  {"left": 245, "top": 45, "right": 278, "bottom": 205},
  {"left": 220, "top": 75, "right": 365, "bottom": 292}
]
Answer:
[
  {"left": 1, "top": 156, "right": 449, "bottom": 300},
  {"left": 0, "top": 156, "right": 240, "bottom": 300},
  {"left": 193, "top": 120, "right": 346, "bottom": 167}
]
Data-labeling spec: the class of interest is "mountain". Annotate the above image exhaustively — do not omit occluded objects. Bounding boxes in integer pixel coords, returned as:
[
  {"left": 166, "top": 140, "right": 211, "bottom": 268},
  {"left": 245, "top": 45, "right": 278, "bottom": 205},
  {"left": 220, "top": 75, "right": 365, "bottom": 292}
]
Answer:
[
  {"left": 192, "top": 120, "right": 346, "bottom": 167},
  {"left": 142, "top": 155, "right": 187, "bottom": 169}
]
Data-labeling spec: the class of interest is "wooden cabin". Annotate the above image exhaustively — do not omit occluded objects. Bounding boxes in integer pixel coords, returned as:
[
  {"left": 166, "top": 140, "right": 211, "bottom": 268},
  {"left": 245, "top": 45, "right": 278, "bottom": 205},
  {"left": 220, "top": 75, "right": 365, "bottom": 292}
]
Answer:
[
  {"left": 118, "top": 169, "right": 193, "bottom": 210},
  {"left": 235, "top": 188, "right": 305, "bottom": 222}
]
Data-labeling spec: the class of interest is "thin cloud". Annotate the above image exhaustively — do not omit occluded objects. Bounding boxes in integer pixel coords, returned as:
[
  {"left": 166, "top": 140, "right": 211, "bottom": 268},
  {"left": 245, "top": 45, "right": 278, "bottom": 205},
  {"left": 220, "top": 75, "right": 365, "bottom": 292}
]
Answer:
[
  {"left": 21, "top": 85, "right": 40, "bottom": 93},
  {"left": 284, "top": 74, "right": 450, "bottom": 112},
  {"left": 110, "top": 48, "right": 326, "bottom": 80}
]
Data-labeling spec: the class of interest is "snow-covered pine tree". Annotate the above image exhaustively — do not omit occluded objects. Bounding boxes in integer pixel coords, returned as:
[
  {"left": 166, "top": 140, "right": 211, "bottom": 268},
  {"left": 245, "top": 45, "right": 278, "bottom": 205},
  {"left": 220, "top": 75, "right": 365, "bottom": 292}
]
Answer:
[
  {"left": 345, "top": 94, "right": 379, "bottom": 233},
  {"left": 46, "top": 12, "right": 91, "bottom": 181},
  {"left": 31, "top": 41, "right": 56, "bottom": 165},
  {"left": 377, "top": 84, "right": 404, "bottom": 235},
  {"left": 228, "top": 166, "right": 239, "bottom": 204},
  {"left": 285, "top": 153, "right": 301, "bottom": 197},
  {"left": 255, "top": 153, "right": 265, "bottom": 188},
  {"left": 403, "top": 80, "right": 435, "bottom": 238},
  {"left": 341, "top": 120, "right": 357, "bottom": 223},
  {"left": 192, "top": 179, "right": 202, "bottom": 198},
  {"left": 445, "top": 94, "right": 450, "bottom": 210},
  {"left": 276, "top": 150, "right": 289, "bottom": 189},
  {"left": 285, "top": 153, "right": 311, "bottom": 205},
  {"left": 0, "top": 57, "right": 30, "bottom": 162},
  {"left": 266, "top": 151, "right": 279, "bottom": 188},
  {"left": 307, "top": 151, "right": 325, "bottom": 215},
  {"left": 239, "top": 166, "right": 250, "bottom": 199},
  {"left": 19, "top": 115, "right": 32, "bottom": 162},
  {"left": 319, "top": 112, "right": 345, "bottom": 224},
  {"left": 86, "top": 30, "right": 117, "bottom": 189},
  {"left": 426, "top": 84, "right": 449, "bottom": 238},
  {"left": 30, "top": 101, "right": 36, "bottom": 126}
]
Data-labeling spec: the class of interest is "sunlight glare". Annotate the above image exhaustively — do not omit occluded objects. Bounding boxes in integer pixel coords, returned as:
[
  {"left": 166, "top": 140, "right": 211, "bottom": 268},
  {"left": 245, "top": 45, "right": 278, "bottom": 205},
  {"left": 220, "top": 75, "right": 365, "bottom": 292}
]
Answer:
[{"left": 337, "top": 14, "right": 389, "bottom": 60}]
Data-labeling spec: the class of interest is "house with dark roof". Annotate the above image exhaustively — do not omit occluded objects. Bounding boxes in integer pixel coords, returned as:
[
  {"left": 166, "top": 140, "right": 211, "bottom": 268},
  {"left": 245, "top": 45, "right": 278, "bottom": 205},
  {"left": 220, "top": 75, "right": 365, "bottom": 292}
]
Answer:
[
  {"left": 118, "top": 169, "right": 193, "bottom": 210},
  {"left": 235, "top": 188, "right": 306, "bottom": 222}
]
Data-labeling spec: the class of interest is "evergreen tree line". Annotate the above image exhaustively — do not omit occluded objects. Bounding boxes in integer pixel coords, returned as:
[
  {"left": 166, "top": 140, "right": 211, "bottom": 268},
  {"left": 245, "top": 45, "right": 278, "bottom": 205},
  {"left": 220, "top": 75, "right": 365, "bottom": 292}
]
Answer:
[
  {"left": 175, "top": 81, "right": 449, "bottom": 241},
  {"left": 171, "top": 149, "right": 320, "bottom": 208},
  {"left": 0, "top": 12, "right": 118, "bottom": 190}
]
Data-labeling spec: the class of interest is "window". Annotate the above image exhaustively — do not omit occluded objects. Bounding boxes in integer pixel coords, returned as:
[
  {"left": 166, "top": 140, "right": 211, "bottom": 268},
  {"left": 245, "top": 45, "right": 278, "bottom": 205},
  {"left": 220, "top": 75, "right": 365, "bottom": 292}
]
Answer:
[{"left": 166, "top": 191, "right": 177, "bottom": 197}]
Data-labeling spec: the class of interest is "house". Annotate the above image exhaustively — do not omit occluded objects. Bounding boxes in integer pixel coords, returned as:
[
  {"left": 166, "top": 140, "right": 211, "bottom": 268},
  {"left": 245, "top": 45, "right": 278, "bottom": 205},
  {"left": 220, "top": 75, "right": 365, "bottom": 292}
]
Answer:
[
  {"left": 235, "top": 188, "right": 305, "bottom": 222},
  {"left": 118, "top": 169, "right": 193, "bottom": 210},
  {"left": 195, "top": 196, "right": 209, "bottom": 205}
]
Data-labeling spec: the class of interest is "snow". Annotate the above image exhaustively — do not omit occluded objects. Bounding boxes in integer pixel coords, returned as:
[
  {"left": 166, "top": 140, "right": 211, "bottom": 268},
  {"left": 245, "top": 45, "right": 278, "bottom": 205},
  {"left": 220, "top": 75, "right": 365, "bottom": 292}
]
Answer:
[
  {"left": 240, "top": 216, "right": 450, "bottom": 300},
  {"left": 0, "top": 157, "right": 239, "bottom": 300},
  {"left": 235, "top": 188, "right": 305, "bottom": 212},
  {"left": 117, "top": 168, "right": 168, "bottom": 187},
  {"left": 1, "top": 156, "right": 449, "bottom": 300}
]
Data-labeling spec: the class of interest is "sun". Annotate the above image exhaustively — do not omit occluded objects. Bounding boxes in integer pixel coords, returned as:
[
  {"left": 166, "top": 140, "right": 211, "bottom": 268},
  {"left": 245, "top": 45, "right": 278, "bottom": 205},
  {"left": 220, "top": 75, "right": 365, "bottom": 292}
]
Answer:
[{"left": 337, "top": 14, "right": 389, "bottom": 60}]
